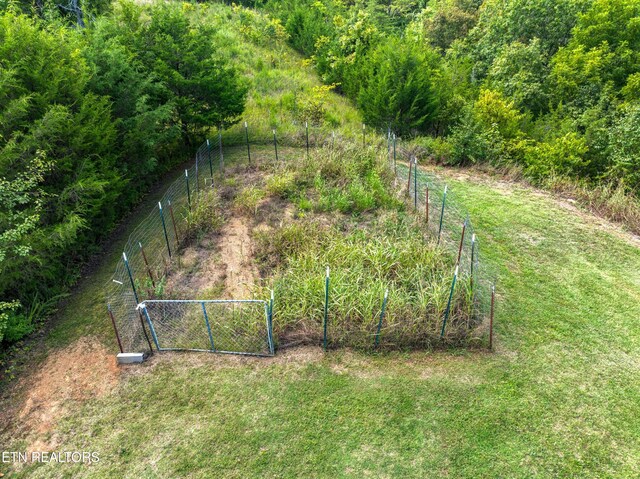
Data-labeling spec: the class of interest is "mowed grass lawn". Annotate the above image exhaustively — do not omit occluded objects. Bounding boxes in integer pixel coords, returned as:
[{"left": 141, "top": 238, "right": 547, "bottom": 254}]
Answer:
[{"left": 5, "top": 163, "right": 640, "bottom": 478}]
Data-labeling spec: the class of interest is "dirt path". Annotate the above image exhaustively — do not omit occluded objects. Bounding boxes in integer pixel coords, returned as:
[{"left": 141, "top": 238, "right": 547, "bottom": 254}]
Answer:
[{"left": 219, "top": 216, "right": 258, "bottom": 298}]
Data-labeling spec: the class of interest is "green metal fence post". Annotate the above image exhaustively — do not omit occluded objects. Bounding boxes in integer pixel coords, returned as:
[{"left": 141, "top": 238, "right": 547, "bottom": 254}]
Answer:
[
  {"left": 158, "top": 201, "right": 172, "bottom": 259},
  {"left": 437, "top": 185, "right": 448, "bottom": 245},
  {"left": 440, "top": 265, "right": 459, "bottom": 338},
  {"left": 457, "top": 218, "right": 467, "bottom": 265},
  {"left": 218, "top": 128, "right": 224, "bottom": 173},
  {"left": 323, "top": 266, "right": 330, "bottom": 351},
  {"left": 123, "top": 252, "right": 139, "bottom": 305},
  {"left": 362, "top": 123, "right": 366, "bottom": 147},
  {"left": 201, "top": 301, "right": 215, "bottom": 351},
  {"left": 332, "top": 130, "right": 335, "bottom": 149},
  {"left": 489, "top": 284, "right": 495, "bottom": 350},
  {"left": 470, "top": 233, "right": 476, "bottom": 292},
  {"left": 374, "top": 289, "right": 389, "bottom": 348},
  {"left": 207, "top": 139, "right": 213, "bottom": 181},
  {"left": 414, "top": 158, "right": 418, "bottom": 210},
  {"left": 244, "top": 121, "right": 251, "bottom": 165},
  {"left": 268, "top": 290, "right": 275, "bottom": 355},
  {"left": 185, "top": 169, "right": 191, "bottom": 210},
  {"left": 140, "top": 304, "right": 161, "bottom": 351}
]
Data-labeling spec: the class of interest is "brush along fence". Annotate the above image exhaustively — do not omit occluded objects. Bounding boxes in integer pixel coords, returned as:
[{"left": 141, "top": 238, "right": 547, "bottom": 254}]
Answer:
[{"left": 105, "top": 120, "right": 496, "bottom": 357}]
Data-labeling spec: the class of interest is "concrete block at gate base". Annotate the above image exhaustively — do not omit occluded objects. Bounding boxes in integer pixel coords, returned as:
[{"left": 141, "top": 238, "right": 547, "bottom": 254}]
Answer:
[{"left": 117, "top": 352, "right": 145, "bottom": 364}]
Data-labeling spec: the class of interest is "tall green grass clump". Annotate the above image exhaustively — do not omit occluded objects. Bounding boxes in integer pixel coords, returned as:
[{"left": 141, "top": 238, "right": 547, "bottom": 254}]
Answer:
[{"left": 255, "top": 213, "right": 474, "bottom": 349}]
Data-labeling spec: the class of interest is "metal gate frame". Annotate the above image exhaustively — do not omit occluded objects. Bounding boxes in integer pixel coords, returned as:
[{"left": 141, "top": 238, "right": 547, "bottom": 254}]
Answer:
[{"left": 138, "top": 299, "right": 274, "bottom": 357}]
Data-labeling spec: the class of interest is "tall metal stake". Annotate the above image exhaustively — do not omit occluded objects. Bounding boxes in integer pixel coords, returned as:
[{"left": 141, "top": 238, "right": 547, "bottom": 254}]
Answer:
[
  {"left": 437, "top": 185, "right": 448, "bottom": 245},
  {"left": 426, "top": 185, "right": 429, "bottom": 226},
  {"left": 414, "top": 158, "right": 418, "bottom": 210},
  {"left": 457, "top": 219, "right": 467, "bottom": 265},
  {"left": 218, "top": 128, "right": 224, "bottom": 173},
  {"left": 123, "top": 252, "right": 139, "bottom": 305},
  {"left": 107, "top": 304, "right": 124, "bottom": 353},
  {"left": 440, "top": 265, "right": 459, "bottom": 338},
  {"left": 138, "top": 241, "right": 155, "bottom": 288},
  {"left": 168, "top": 200, "right": 179, "bottom": 247},
  {"left": 207, "top": 139, "right": 213, "bottom": 182},
  {"left": 185, "top": 169, "right": 191, "bottom": 210},
  {"left": 273, "top": 129, "right": 279, "bottom": 161},
  {"left": 470, "top": 234, "right": 476, "bottom": 292},
  {"left": 158, "top": 202, "right": 172, "bottom": 259}
]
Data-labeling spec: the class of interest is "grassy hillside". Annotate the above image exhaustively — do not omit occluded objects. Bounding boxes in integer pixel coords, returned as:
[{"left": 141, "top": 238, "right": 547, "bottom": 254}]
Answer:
[{"left": 2, "top": 2, "right": 640, "bottom": 478}]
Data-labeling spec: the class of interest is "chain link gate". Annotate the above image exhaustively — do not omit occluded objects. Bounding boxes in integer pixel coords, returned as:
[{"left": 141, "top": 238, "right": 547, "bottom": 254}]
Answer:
[{"left": 138, "top": 300, "right": 274, "bottom": 357}]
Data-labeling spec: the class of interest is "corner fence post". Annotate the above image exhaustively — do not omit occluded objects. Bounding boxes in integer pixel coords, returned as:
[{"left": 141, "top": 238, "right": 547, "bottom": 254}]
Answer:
[
  {"left": 185, "top": 169, "right": 191, "bottom": 210},
  {"left": 244, "top": 121, "right": 251, "bottom": 166},
  {"left": 107, "top": 304, "right": 124, "bottom": 353},
  {"left": 437, "top": 185, "right": 448, "bottom": 245},
  {"left": 168, "top": 200, "right": 179, "bottom": 247},
  {"left": 201, "top": 302, "right": 215, "bottom": 351},
  {"left": 218, "top": 128, "right": 224, "bottom": 173},
  {"left": 374, "top": 289, "right": 389, "bottom": 348},
  {"left": 158, "top": 201, "right": 172, "bottom": 259},
  {"left": 273, "top": 129, "right": 279, "bottom": 161},
  {"left": 123, "top": 252, "right": 139, "bottom": 305},
  {"left": 323, "top": 266, "right": 330, "bottom": 352},
  {"left": 305, "top": 121, "right": 309, "bottom": 158},
  {"left": 440, "top": 265, "right": 459, "bottom": 338},
  {"left": 138, "top": 241, "right": 155, "bottom": 288},
  {"left": 489, "top": 285, "right": 495, "bottom": 350}
]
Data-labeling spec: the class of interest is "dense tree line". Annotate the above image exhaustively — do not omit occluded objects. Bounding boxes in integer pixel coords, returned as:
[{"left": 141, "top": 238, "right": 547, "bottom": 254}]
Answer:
[
  {"left": 264, "top": 0, "right": 640, "bottom": 189},
  {"left": 0, "top": 1, "right": 247, "bottom": 344}
]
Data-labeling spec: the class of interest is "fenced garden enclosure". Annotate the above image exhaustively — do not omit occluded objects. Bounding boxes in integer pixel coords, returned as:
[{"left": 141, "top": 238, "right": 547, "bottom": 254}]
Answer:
[{"left": 106, "top": 119, "right": 497, "bottom": 357}]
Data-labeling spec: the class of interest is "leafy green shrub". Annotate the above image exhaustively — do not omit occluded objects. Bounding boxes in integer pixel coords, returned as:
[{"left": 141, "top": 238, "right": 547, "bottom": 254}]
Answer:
[{"left": 524, "top": 133, "right": 589, "bottom": 181}]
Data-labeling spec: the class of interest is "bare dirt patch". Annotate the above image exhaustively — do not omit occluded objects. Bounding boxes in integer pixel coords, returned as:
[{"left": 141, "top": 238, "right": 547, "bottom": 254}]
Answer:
[
  {"left": 219, "top": 216, "right": 258, "bottom": 298},
  {"left": 5, "top": 338, "right": 119, "bottom": 453}
]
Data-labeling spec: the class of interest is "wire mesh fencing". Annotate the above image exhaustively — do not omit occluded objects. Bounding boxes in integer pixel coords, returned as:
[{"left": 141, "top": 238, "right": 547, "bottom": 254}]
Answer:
[
  {"left": 139, "top": 300, "right": 273, "bottom": 356},
  {"left": 106, "top": 120, "right": 495, "bottom": 357}
]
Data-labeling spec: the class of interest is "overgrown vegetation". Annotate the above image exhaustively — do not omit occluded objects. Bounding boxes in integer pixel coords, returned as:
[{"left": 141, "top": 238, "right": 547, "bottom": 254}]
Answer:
[
  {"left": 0, "top": 2, "right": 247, "bottom": 345},
  {"left": 263, "top": 0, "right": 640, "bottom": 226}
]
